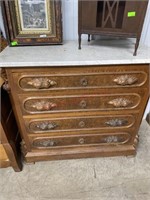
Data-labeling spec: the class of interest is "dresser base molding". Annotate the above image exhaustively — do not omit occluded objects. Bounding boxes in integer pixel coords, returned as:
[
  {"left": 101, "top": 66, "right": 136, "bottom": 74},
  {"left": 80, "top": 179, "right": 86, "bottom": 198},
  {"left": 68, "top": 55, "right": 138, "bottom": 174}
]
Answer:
[{"left": 23, "top": 144, "right": 137, "bottom": 163}]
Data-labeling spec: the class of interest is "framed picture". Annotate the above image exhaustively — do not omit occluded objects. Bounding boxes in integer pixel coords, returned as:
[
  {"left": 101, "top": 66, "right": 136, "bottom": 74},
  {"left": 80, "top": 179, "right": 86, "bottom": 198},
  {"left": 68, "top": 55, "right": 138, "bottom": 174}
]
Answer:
[{"left": 2, "top": 0, "right": 62, "bottom": 46}]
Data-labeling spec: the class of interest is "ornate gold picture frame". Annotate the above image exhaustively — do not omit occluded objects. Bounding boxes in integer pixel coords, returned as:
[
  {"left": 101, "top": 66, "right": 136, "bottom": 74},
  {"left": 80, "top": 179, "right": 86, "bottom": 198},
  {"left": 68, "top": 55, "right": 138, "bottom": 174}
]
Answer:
[{"left": 2, "top": 0, "right": 62, "bottom": 46}]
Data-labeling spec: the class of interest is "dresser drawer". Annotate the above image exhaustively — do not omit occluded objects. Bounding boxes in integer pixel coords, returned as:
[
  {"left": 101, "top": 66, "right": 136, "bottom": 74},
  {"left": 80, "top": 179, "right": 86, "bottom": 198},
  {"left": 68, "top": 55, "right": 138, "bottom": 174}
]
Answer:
[
  {"left": 25, "top": 115, "right": 136, "bottom": 134},
  {"left": 30, "top": 132, "right": 131, "bottom": 149},
  {"left": 12, "top": 66, "right": 148, "bottom": 93},
  {"left": 20, "top": 93, "right": 142, "bottom": 115}
]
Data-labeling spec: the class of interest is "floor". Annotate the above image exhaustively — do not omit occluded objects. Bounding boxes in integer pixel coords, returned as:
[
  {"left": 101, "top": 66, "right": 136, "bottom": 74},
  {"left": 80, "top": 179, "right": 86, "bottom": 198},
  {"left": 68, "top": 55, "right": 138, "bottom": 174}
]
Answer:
[{"left": 0, "top": 120, "right": 150, "bottom": 200}]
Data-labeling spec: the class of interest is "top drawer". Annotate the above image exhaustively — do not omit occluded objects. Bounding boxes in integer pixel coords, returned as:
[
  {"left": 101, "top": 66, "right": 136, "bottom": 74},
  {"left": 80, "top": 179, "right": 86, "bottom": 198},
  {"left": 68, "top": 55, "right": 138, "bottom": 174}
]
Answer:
[{"left": 10, "top": 65, "right": 149, "bottom": 93}]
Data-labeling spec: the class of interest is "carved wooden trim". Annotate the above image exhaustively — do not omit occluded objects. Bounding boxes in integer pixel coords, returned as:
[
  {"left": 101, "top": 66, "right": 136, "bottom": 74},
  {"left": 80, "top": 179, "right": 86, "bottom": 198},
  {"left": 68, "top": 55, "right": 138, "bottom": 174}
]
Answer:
[
  {"left": 113, "top": 75, "right": 138, "bottom": 86},
  {"left": 1, "top": 68, "right": 10, "bottom": 92},
  {"left": 1, "top": 68, "right": 7, "bottom": 81},
  {"left": 133, "top": 135, "right": 139, "bottom": 150},
  {"left": 108, "top": 98, "right": 132, "bottom": 107},
  {"left": 21, "top": 140, "right": 28, "bottom": 156},
  {"left": 27, "top": 78, "right": 57, "bottom": 89},
  {"left": 2, "top": 80, "right": 11, "bottom": 92}
]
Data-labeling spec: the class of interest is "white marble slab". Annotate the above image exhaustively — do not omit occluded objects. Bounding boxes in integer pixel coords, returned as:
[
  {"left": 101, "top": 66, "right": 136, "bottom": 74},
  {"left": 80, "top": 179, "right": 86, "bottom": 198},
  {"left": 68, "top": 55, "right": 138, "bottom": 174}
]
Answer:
[{"left": 0, "top": 39, "right": 150, "bottom": 67}]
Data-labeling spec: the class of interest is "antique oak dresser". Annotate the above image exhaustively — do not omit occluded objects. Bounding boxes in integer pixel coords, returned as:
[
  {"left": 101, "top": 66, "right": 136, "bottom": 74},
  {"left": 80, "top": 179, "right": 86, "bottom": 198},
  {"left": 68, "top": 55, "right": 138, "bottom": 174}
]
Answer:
[{"left": 0, "top": 41, "right": 149, "bottom": 163}]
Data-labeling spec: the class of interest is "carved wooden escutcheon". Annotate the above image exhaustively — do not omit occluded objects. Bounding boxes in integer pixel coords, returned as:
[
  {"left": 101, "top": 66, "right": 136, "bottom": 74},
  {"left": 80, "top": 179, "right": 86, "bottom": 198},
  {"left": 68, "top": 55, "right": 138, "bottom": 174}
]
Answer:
[
  {"left": 78, "top": 138, "right": 85, "bottom": 144},
  {"left": 80, "top": 77, "right": 88, "bottom": 86},
  {"left": 79, "top": 100, "right": 87, "bottom": 108}
]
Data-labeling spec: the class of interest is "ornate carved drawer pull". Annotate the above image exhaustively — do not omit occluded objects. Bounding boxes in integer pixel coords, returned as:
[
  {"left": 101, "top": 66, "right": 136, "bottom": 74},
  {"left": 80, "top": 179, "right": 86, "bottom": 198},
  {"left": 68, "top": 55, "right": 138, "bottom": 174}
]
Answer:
[
  {"left": 105, "top": 119, "right": 128, "bottom": 127},
  {"left": 78, "top": 121, "right": 85, "bottom": 128},
  {"left": 33, "top": 139, "right": 56, "bottom": 147},
  {"left": 80, "top": 78, "right": 88, "bottom": 86},
  {"left": 78, "top": 138, "right": 85, "bottom": 144},
  {"left": 79, "top": 100, "right": 87, "bottom": 108},
  {"left": 113, "top": 75, "right": 138, "bottom": 86},
  {"left": 103, "top": 136, "right": 118, "bottom": 143},
  {"left": 27, "top": 78, "right": 57, "bottom": 89},
  {"left": 108, "top": 98, "right": 132, "bottom": 107},
  {"left": 32, "top": 101, "right": 57, "bottom": 111},
  {"left": 36, "top": 122, "right": 57, "bottom": 131}
]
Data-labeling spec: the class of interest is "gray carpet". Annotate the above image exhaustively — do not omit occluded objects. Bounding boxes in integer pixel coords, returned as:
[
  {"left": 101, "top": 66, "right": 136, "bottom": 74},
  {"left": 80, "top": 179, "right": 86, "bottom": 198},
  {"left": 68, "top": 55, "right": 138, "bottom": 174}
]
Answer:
[{"left": 0, "top": 120, "right": 150, "bottom": 200}]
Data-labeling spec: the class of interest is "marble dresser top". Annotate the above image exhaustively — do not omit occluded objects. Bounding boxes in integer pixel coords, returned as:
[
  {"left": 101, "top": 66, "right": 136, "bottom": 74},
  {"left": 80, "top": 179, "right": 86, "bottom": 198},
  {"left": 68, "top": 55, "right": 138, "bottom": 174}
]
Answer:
[{"left": 0, "top": 39, "right": 150, "bottom": 67}]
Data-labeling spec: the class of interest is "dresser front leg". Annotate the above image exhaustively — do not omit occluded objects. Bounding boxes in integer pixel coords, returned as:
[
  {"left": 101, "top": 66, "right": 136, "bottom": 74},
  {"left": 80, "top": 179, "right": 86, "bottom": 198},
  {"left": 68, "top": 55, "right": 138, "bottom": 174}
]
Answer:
[
  {"left": 79, "top": 33, "right": 82, "bottom": 49},
  {"left": 88, "top": 34, "right": 91, "bottom": 42},
  {"left": 133, "top": 37, "right": 140, "bottom": 56}
]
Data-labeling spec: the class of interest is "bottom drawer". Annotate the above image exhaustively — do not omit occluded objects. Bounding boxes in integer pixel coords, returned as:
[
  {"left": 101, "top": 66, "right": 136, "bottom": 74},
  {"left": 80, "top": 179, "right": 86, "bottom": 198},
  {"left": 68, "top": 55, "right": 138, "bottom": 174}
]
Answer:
[{"left": 30, "top": 132, "right": 131, "bottom": 149}]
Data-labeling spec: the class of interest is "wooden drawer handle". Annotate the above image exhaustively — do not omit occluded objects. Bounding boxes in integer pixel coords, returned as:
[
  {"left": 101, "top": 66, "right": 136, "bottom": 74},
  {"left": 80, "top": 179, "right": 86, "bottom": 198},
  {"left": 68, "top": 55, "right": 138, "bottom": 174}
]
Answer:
[
  {"left": 36, "top": 122, "right": 57, "bottom": 130},
  {"left": 33, "top": 139, "right": 56, "bottom": 147},
  {"left": 27, "top": 78, "right": 57, "bottom": 89},
  {"left": 108, "top": 98, "right": 132, "bottom": 108},
  {"left": 79, "top": 100, "right": 87, "bottom": 108},
  {"left": 105, "top": 119, "right": 128, "bottom": 127},
  {"left": 32, "top": 101, "right": 57, "bottom": 111},
  {"left": 104, "top": 136, "right": 118, "bottom": 143},
  {"left": 113, "top": 75, "right": 138, "bottom": 86},
  {"left": 80, "top": 78, "right": 88, "bottom": 86}
]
